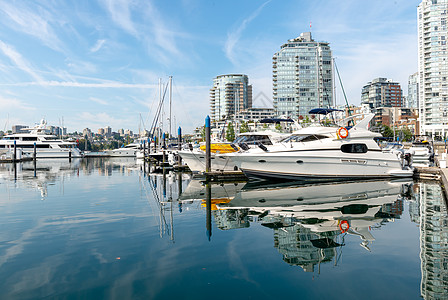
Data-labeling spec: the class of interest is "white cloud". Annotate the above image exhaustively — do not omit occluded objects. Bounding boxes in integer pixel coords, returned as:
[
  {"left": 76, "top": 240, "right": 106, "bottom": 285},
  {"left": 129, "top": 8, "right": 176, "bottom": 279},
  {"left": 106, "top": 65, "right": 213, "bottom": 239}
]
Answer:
[
  {"left": 0, "top": 40, "right": 43, "bottom": 82},
  {"left": 0, "top": 81, "right": 157, "bottom": 89},
  {"left": 224, "top": 0, "right": 271, "bottom": 65},
  {"left": 101, "top": 0, "right": 138, "bottom": 37},
  {"left": 0, "top": 94, "right": 35, "bottom": 111},
  {"left": 0, "top": 2, "right": 64, "bottom": 52},
  {"left": 90, "top": 39, "right": 106, "bottom": 53},
  {"left": 89, "top": 97, "right": 109, "bottom": 105}
]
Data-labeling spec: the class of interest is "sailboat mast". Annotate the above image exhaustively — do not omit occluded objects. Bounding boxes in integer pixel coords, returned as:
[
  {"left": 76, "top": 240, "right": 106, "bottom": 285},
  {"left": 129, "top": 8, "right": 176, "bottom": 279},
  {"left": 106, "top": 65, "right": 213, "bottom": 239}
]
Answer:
[{"left": 169, "top": 76, "right": 172, "bottom": 139}]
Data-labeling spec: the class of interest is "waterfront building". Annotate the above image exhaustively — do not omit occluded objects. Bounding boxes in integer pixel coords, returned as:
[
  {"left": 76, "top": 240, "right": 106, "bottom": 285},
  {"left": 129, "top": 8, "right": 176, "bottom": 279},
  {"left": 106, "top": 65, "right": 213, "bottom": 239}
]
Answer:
[
  {"left": 105, "top": 126, "right": 112, "bottom": 137},
  {"left": 408, "top": 72, "right": 419, "bottom": 109},
  {"left": 97, "top": 128, "right": 105, "bottom": 136},
  {"left": 82, "top": 128, "right": 92, "bottom": 139},
  {"left": 361, "top": 78, "right": 403, "bottom": 109},
  {"left": 118, "top": 129, "right": 125, "bottom": 136},
  {"left": 418, "top": 0, "right": 448, "bottom": 137},
  {"left": 12, "top": 125, "right": 27, "bottom": 134},
  {"left": 273, "top": 32, "right": 333, "bottom": 119},
  {"left": 234, "top": 107, "right": 275, "bottom": 122},
  {"left": 210, "top": 74, "right": 253, "bottom": 121}
]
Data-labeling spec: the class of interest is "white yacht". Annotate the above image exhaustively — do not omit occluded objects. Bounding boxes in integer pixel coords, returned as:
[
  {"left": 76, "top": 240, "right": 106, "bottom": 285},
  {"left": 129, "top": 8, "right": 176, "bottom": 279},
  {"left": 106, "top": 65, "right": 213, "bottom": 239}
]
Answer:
[
  {"left": 0, "top": 119, "right": 82, "bottom": 158},
  {"left": 225, "top": 113, "right": 414, "bottom": 180},
  {"left": 104, "top": 143, "right": 141, "bottom": 157},
  {"left": 407, "top": 139, "right": 434, "bottom": 164},
  {"left": 178, "top": 131, "right": 288, "bottom": 173}
]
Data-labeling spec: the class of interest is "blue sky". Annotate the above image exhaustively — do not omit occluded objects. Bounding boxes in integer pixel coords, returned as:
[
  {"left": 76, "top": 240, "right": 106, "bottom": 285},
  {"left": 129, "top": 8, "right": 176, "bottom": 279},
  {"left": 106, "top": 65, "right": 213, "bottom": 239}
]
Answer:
[{"left": 0, "top": 0, "right": 420, "bottom": 134}]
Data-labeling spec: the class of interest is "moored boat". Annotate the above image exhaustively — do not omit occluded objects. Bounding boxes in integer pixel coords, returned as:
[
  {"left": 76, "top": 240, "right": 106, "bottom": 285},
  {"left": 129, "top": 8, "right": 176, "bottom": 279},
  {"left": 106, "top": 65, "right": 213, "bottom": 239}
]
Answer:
[
  {"left": 225, "top": 113, "right": 414, "bottom": 181},
  {"left": 0, "top": 119, "right": 82, "bottom": 158}
]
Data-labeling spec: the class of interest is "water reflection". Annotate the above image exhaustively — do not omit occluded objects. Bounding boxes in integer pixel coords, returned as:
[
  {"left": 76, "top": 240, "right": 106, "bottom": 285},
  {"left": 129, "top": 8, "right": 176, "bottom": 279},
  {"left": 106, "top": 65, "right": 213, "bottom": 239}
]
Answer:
[
  {"left": 0, "top": 158, "right": 141, "bottom": 200},
  {"left": 211, "top": 179, "right": 411, "bottom": 273},
  {"left": 413, "top": 182, "right": 448, "bottom": 299},
  {"left": 0, "top": 158, "right": 447, "bottom": 299}
]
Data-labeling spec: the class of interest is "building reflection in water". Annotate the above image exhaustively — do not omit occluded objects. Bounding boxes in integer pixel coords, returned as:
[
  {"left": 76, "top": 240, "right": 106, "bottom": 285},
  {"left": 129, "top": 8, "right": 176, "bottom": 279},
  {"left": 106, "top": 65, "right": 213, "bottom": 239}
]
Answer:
[
  {"left": 210, "top": 179, "right": 411, "bottom": 273},
  {"left": 414, "top": 182, "right": 448, "bottom": 299}
]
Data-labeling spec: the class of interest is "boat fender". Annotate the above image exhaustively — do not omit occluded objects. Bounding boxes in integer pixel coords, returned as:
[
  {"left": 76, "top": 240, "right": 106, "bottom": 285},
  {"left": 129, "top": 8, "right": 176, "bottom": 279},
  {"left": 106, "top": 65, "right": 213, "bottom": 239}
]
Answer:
[
  {"left": 258, "top": 143, "right": 268, "bottom": 152},
  {"left": 339, "top": 220, "right": 350, "bottom": 233},
  {"left": 337, "top": 127, "right": 349, "bottom": 139}
]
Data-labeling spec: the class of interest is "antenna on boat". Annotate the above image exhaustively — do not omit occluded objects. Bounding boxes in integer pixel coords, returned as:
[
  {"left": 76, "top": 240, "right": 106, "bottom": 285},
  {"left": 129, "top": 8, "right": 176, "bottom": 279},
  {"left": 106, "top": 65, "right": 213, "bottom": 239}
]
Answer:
[
  {"left": 3, "top": 113, "right": 9, "bottom": 132},
  {"left": 334, "top": 59, "right": 354, "bottom": 126}
]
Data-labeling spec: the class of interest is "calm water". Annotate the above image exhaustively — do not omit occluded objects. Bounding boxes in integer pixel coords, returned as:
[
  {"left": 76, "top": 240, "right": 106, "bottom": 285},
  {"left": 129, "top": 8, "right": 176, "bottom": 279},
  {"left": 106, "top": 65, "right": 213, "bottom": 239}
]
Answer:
[{"left": 0, "top": 158, "right": 446, "bottom": 299}]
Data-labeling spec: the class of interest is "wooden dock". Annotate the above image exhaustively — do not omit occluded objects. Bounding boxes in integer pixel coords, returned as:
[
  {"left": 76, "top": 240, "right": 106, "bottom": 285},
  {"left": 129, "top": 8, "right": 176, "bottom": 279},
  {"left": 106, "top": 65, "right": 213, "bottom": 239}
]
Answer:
[{"left": 203, "top": 171, "right": 247, "bottom": 182}]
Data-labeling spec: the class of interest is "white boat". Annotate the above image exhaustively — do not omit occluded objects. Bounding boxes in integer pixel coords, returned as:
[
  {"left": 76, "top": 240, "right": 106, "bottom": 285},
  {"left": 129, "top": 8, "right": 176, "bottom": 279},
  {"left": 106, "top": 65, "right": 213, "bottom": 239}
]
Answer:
[
  {"left": 225, "top": 113, "right": 414, "bottom": 181},
  {"left": 178, "top": 131, "right": 288, "bottom": 173},
  {"left": 0, "top": 119, "right": 82, "bottom": 158},
  {"left": 104, "top": 143, "right": 140, "bottom": 157},
  {"left": 104, "top": 138, "right": 152, "bottom": 158},
  {"left": 407, "top": 139, "right": 434, "bottom": 164}
]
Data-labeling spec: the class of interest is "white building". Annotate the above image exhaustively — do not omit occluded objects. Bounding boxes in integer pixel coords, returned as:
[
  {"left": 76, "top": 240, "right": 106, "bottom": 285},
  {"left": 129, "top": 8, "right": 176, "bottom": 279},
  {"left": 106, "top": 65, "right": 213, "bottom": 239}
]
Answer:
[
  {"left": 273, "top": 32, "right": 333, "bottom": 119},
  {"left": 210, "top": 74, "right": 253, "bottom": 121},
  {"left": 418, "top": 0, "right": 448, "bottom": 137},
  {"left": 408, "top": 72, "right": 419, "bottom": 109}
]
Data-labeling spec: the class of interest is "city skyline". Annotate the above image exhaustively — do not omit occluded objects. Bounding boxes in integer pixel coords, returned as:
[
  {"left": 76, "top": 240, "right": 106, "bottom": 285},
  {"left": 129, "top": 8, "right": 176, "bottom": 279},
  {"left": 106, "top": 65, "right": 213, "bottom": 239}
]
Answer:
[{"left": 0, "top": 0, "right": 420, "bottom": 133}]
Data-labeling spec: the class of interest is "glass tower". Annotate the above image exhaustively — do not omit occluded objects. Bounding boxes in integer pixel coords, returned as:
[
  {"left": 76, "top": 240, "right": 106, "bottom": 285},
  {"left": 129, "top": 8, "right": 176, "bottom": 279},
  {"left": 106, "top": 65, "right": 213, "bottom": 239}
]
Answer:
[
  {"left": 418, "top": 0, "right": 448, "bottom": 137},
  {"left": 210, "top": 74, "right": 252, "bottom": 121},
  {"left": 273, "top": 32, "right": 333, "bottom": 119}
]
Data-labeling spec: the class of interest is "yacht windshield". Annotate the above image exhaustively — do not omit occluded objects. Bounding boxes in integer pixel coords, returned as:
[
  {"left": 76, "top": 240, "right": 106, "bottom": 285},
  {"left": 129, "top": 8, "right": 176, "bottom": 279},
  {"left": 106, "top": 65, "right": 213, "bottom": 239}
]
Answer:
[
  {"left": 233, "top": 135, "right": 273, "bottom": 145},
  {"left": 281, "top": 134, "right": 328, "bottom": 143}
]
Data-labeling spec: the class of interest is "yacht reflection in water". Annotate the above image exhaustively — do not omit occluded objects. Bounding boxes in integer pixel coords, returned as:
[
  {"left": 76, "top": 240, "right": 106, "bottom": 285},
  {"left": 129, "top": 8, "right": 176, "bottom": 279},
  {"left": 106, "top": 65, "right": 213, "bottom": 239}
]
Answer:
[
  {"left": 0, "top": 157, "right": 140, "bottom": 199},
  {"left": 215, "top": 179, "right": 412, "bottom": 272}
]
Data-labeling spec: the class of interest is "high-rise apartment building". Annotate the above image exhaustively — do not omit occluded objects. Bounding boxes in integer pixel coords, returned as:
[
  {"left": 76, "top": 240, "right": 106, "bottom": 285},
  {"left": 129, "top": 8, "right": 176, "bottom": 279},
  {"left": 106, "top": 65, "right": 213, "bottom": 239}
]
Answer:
[
  {"left": 361, "top": 78, "right": 403, "bottom": 109},
  {"left": 210, "top": 74, "right": 252, "bottom": 121},
  {"left": 408, "top": 72, "right": 419, "bottom": 109},
  {"left": 273, "top": 32, "right": 333, "bottom": 119},
  {"left": 418, "top": 0, "right": 448, "bottom": 136}
]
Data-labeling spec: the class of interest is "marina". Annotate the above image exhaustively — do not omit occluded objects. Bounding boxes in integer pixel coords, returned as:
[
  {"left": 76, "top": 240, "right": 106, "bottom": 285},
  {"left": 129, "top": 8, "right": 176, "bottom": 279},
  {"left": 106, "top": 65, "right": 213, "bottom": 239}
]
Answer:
[
  {"left": 0, "top": 157, "right": 447, "bottom": 299},
  {"left": 0, "top": 1, "right": 447, "bottom": 299}
]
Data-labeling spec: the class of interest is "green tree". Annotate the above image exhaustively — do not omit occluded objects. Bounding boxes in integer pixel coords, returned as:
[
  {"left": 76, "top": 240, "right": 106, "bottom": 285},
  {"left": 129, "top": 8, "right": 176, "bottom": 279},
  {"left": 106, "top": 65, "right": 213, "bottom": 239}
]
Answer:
[
  {"left": 381, "top": 124, "right": 394, "bottom": 138},
  {"left": 240, "top": 121, "right": 250, "bottom": 133},
  {"left": 226, "top": 122, "right": 235, "bottom": 142},
  {"left": 200, "top": 126, "right": 205, "bottom": 142},
  {"left": 275, "top": 123, "right": 282, "bottom": 131},
  {"left": 399, "top": 127, "right": 413, "bottom": 142}
]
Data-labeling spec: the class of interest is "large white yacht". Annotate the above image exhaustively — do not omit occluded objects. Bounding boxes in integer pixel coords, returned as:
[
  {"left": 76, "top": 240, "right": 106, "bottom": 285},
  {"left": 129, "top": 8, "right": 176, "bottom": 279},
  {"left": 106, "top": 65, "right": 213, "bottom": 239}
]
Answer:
[
  {"left": 225, "top": 113, "right": 414, "bottom": 180},
  {"left": 178, "top": 130, "right": 288, "bottom": 173},
  {"left": 0, "top": 119, "right": 82, "bottom": 158}
]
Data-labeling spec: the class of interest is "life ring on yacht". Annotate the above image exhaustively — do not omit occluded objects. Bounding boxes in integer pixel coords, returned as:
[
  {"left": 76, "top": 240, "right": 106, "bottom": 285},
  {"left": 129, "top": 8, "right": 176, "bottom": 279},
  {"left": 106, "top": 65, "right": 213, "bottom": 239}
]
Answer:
[
  {"left": 337, "top": 127, "right": 349, "bottom": 139},
  {"left": 339, "top": 220, "right": 350, "bottom": 233}
]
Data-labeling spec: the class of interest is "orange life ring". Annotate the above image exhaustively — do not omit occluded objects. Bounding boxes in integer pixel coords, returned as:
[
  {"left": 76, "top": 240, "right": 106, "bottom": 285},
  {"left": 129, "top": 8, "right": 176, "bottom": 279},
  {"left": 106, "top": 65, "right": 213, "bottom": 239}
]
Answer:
[
  {"left": 339, "top": 220, "right": 350, "bottom": 233},
  {"left": 338, "top": 127, "right": 349, "bottom": 139}
]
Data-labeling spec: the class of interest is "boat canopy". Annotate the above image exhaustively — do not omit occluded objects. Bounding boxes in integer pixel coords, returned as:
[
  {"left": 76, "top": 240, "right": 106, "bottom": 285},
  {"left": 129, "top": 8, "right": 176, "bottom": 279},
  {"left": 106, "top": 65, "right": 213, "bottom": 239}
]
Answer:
[
  {"left": 259, "top": 118, "right": 294, "bottom": 123},
  {"left": 308, "top": 108, "right": 342, "bottom": 115}
]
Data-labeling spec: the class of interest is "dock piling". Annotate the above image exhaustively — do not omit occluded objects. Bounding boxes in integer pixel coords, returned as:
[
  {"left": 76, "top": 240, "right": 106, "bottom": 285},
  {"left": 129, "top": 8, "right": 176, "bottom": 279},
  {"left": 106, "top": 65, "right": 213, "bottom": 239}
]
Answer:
[
  {"left": 205, "top": 116, "right": 211, "bottom": 173},
  {"left": 33, "top": 142, "right": 37, "bottom": 162},
  {"left": 178, "top": 126, "right": 182, "bottom": 167},
  {"left": 205, "top": 182, "right": 212, "bottom": 241}
]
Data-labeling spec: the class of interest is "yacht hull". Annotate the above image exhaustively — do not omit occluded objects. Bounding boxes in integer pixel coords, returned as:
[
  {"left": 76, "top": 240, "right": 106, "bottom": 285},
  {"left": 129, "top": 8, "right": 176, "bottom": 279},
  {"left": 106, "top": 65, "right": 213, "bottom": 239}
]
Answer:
[
  {"left": 178, "top": 150, "right": 236, "bottom": 173},
  {"left": 229, "top": 150, "right": 414, "bottom": 181},
  {"left": 23, "top": 149, "right": 83, "bottom": 159}
]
